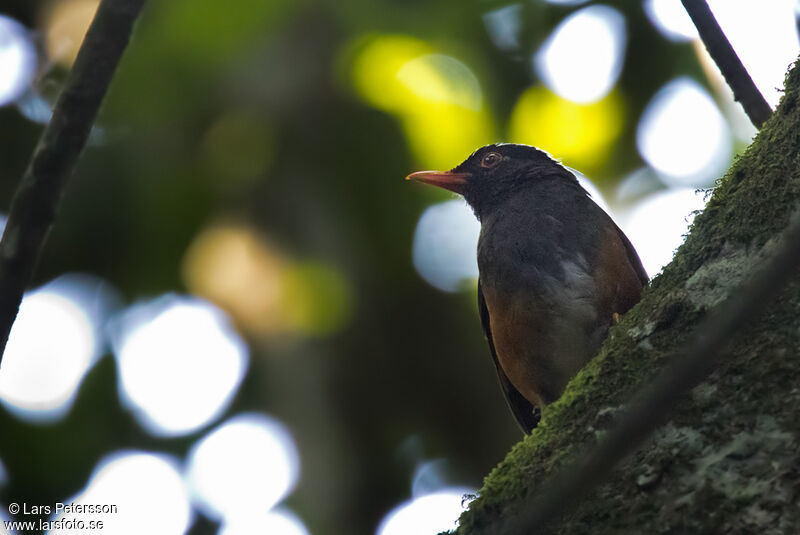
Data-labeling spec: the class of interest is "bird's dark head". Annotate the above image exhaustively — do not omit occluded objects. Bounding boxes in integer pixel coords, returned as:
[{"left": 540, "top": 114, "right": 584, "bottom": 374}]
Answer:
[{"left": 406, "top": 143, "right": 580, "bottom": 219}]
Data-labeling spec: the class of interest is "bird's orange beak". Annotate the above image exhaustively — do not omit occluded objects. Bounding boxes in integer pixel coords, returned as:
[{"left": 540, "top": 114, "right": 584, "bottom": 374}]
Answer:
[{"left": 405, "top": 170, "right": 470, "bottom": 195}]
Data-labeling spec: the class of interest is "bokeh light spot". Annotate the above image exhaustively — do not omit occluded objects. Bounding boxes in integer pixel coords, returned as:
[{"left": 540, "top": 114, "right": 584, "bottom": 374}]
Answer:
[
  {"left": 535, "top": 5, "right": 627, "bottom": 103},
  {"left": 187, "top": 413, "right": 300, "bottom": 521},
  {"left": 482, "top": 4, "right": 522, "bottom": 51},
  {"left": 509, "top": 85, "right": 623, "bottom": 171},
  {"left": 350, "top": 35, "right": 434, "bottom": 112},
  {"left": 615, "top": 167, "right": 664, "bottom": 204},
  {"left": 1, "top": 506, "right": 10, "bottom": 534},
  {"left": 376, "top": 488, "right": 475, "bottom": 535},
  {"left": 411, "top": 459, "right": 451, "bottom": 498},
  {"left": 15, "top": 91, "right": 53, "bottom": 123},
  {"left": 182, "top": 223, "right": 351, "bottom": 336},
  {"left": 0, "top": 16, "right": 37, "bottom": 106},
  {"left": 50, "top": 452, "right": 191, "bottom": 535},
  {"left": 644, "top": 0, "right": 698, "bottom": 41},
  {"left": 218, "top": 509, "right": 309, "bottom": 535},
  {"left": 397, "top": 54, "right": 482, "bottom": 111},
  {"left": 110, "top": 295, "right": 249, "bottom": 436},
  {"left": 400, "top": 106, "right": 494, "bottom": 171},
  {"left": 182, "top": 224, "right": 286, "bottom": 333},
  {"left": 618, "top": 188, "right": 707, "bottom": 276},
  {"left": 412, "top": 200, "right": 480, "bottom": 293},
  {"left": 348, "top": 35, "right": 494, "bottom": 169},
  {"left": 43, "top": 0, "right": 100, "bottom": 67},
  {"left": 637, "top": 77, "right": 731, "bottom": 187},
  {"left": 0, "top": 275, "right": 113, "bottom": 421}
]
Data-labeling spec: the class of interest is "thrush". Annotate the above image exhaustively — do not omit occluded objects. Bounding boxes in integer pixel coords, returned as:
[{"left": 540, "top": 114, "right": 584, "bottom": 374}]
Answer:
[{"left": 407, "top": 144, "right": 648, "bottom": 433}]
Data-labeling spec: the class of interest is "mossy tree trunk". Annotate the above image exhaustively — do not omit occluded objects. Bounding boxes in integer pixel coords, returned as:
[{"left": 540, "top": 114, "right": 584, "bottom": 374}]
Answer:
[{"left": 456, "top": 57, "right": 800, "bottom": 534}]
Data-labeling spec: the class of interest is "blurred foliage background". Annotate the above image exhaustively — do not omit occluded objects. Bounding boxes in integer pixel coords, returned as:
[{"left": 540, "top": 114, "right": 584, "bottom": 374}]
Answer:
[{"left": 0, "top": 0, "right": 797, "bottom": 533}]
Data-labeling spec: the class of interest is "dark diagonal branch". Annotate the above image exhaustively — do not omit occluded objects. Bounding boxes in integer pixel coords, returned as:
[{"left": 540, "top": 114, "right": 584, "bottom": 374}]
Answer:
[
  {"left": 508, "top": 208, "right": 800, "bottom": 533},
  {"left": 681, "top": 0, "right": 773, "bottom": 128},
  {"left": 0, "top": 0, "right": 147, "bottom": 367}
]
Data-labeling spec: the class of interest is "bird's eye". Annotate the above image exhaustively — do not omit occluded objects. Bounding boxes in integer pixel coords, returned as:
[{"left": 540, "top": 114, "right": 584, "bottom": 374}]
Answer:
[{"left": 481, "top": 152, "right": 502, "bottom": 168}]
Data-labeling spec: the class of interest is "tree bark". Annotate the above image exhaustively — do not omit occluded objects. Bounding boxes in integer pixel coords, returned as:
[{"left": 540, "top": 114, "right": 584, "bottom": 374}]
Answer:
[
  {"left": 0, "top": 0, "right": 146, "bottom": 366},
  {"left": 456, "top": 56, "right": 800, "bottom": 534}
]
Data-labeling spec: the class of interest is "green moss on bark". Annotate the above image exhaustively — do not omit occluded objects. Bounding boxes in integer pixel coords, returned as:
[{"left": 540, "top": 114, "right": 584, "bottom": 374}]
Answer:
[{"left": 455, "top": 58, "right": 800, "bottom": 534}]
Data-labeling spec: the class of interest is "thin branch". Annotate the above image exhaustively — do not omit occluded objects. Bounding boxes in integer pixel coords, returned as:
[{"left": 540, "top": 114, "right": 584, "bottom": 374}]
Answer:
[
  {"left": 507, "top": 208, "right": 800, "bottom": 533},
  {"left": 681, "top": 0, "right": 773, "bottom": 128},
  {"left": 0, "top": 0, "right": 147, "bottom": 367}
]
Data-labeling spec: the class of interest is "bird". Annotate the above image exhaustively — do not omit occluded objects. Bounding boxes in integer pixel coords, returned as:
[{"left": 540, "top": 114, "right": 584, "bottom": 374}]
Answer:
[{"left": 407, "top": 144, "right": 648, "bottom": 433}]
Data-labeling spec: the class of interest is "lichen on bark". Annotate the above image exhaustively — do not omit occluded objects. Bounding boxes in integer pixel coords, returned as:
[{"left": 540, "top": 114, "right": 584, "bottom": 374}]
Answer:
[{"left": 454, "top": 56, "right": 800, "bottom": 534}]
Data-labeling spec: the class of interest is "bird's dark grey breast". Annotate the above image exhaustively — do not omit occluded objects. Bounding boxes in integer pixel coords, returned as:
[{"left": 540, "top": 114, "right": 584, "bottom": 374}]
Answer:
[
  {"left": 477, "top": 183, "right": 607, "bottom": 308},
  {"left": 477, "top": 183, "right": 622, "bottom": 406}
]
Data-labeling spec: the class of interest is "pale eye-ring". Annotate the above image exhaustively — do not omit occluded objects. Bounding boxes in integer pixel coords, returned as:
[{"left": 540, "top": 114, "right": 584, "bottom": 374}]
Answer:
[{"left": 481, "top": 152, "right": 502, "bottom": 168}]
